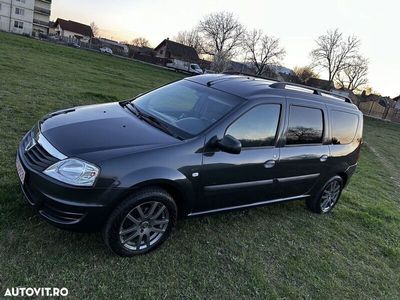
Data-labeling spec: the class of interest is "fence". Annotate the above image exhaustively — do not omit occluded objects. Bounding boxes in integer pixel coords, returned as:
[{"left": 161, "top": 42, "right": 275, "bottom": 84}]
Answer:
[
  {"left": 358, "top": 100, "right": 400, "bottom": 123},
  {"left": 46, "top": 35, "right": 130, "bottom": 57},
  {"left": 132, "top": 54, "right": 167, "bottom": 66}
]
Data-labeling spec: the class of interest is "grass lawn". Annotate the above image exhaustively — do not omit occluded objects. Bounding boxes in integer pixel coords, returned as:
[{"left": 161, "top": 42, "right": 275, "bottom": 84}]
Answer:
[{"left": 0, "top": 32, "right": 399, "bottom": 299}]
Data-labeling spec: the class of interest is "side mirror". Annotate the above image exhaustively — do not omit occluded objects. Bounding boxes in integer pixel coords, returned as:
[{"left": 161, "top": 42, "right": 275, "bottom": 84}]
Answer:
[{"left": 217, "top": 135, "right": 242, "bottom": 154}]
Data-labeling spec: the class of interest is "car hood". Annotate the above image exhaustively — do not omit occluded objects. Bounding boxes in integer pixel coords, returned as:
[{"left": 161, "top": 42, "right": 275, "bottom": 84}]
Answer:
[{"left": 39, "top": 102, "right": 179, "bottom": 161}]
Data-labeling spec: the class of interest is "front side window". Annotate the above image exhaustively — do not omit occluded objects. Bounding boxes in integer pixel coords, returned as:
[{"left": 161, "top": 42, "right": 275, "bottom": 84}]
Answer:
[
  {"left": 226, "top": 104, "right": 281, "bottom": 148},
  {"left": 331, "top": 110, "right": 359, "bottom": 144},
  {"left": 286, "top": 105, "right": 324, "bottom": 145},
  {"left": 134, "top": 80, "right": 244, "bottom": 137}
]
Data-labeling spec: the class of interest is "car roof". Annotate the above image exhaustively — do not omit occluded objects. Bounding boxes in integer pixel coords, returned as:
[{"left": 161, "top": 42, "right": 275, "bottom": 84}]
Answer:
[{"left": 186, "top": 74, "right": 359, "bottom": 111}]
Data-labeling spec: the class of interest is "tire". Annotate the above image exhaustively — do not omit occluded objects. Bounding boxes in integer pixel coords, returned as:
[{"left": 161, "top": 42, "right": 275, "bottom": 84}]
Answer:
[
  {"left": 103, "top": 187, "right": 177, "bottom": 256},
  {"left": 306, "top": 176, "right": 343, "bottom": 214}
]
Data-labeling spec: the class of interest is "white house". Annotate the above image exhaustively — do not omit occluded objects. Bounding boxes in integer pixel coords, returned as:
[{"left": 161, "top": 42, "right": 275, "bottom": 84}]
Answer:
[
  {"left": 53, "top": 18, "right": 93, "bottom": 43},
  {"left": 0, "top": 0, "right": 51, "bottom": 36}
]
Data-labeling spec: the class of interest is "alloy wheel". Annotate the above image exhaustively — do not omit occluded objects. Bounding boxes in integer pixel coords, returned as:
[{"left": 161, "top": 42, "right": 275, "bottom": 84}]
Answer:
[
  {"left": 119, "top": 201, "right": 169, "bottom": 252},
  {"left": 320, "top": 180, "right": 341, "bottom": 213}
]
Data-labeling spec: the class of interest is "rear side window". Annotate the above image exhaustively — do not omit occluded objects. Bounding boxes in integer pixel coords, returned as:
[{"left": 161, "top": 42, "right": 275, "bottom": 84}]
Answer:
[
  {"left": 226, "top": 104, "right": 281, "bottom": 148},
  {"left": 331, "top": 110, "right": 359, "bottom": 144},
  {"left": 286, "top": 106, "right": 324, "bottom": 145}
]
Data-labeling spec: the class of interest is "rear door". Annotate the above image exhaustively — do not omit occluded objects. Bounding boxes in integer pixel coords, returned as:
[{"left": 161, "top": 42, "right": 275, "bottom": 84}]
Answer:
[{"left": 276, "top": 98, "right": 330, "bottom": 198}]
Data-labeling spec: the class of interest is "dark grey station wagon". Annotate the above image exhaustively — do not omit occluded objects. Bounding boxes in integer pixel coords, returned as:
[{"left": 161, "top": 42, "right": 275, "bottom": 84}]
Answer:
[{"left": 17, "top": 74, "right": 363, "bottom": 256}]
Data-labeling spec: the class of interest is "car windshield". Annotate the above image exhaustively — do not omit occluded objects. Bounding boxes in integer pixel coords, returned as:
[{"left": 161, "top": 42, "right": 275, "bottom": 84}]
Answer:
[{"left": 133, "top": 80, "right": 243, "bottom": 138}]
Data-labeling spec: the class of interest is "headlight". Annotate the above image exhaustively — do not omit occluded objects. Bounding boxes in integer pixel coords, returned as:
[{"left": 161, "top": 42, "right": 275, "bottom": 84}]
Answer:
[{"left": 44, "top": 158, "right": 100, "bottom": 187}]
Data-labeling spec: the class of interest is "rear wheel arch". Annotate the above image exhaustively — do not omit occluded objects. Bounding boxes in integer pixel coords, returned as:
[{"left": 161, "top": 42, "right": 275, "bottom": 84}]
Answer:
[
  {"left": 306, "top": 175, "right": 343, "bottom": 213},
  {"left": 337, "top": 172, "right": 348, "bottom": 187}
]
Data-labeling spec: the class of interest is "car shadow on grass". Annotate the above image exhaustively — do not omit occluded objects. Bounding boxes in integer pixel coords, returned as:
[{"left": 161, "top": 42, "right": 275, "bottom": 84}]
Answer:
[{"left": 2, "top": 186, "right": 311, "bottom": 261}]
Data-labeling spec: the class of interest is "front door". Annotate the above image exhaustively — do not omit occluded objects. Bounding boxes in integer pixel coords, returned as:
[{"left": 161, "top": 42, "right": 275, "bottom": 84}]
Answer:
[{"left": 196, "top": 102, "right": 283, "bottom": 213}]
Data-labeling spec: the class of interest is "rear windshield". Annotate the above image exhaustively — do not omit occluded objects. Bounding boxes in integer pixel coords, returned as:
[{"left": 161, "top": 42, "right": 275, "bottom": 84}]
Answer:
[{"left": 134, "top": 80, "right": 244, "bottom": 137}]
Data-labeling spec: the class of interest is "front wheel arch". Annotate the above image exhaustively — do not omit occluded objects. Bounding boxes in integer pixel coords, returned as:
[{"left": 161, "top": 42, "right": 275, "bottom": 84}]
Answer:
[
  {"left": 132, "top": 180, "right": 187, "bottom": 218},
  {"left": 113, "top": 178, "right": 190, "bottom": 219}
]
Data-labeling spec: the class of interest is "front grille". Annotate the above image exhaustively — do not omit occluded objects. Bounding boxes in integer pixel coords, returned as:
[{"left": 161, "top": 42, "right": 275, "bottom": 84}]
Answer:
[{"left": 22, "top": 130, "right": 59, "bottom": 171}]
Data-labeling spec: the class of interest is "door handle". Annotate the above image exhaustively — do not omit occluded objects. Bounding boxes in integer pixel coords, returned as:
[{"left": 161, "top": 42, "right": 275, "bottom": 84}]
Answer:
[
  {"left": 264, "top": 160, "right": 276, "bottom": 168},
  {"left": 320, "top": 155, "right": 328, "bottom": 162}
]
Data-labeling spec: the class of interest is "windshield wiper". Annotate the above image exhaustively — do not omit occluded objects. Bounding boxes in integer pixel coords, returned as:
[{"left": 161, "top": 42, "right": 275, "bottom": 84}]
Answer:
[
  {"left": 122, "top": 101, "right": 141, "bottom": 117},
  {"left": 122, "top": 102, "right": 183, "bottom": 140},
  {"left": 140, "top": 113, "right": 184, "bottom": 140}
]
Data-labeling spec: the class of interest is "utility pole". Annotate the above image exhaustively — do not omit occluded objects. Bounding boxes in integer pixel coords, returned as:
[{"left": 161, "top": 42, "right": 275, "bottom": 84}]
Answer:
[{"left": 9, "top": 0, "right": 13, "bottom": 32}]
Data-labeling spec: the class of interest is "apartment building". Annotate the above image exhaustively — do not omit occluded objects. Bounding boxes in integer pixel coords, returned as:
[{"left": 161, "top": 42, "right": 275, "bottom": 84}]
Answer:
[
  {"left": 32, "top": 0, "right": 51, "bottom": 36},
  {"left": 0, "top": 0, "right": 51, "bottom": 36}
]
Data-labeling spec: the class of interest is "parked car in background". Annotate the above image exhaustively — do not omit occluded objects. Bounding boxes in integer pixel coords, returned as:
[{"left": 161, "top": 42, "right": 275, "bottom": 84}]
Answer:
[
  {"left": 166, "top": 59, "right": 203, "bottom": 75},
  {"left": 100, "top": 47, "right": 113, "bottom": 55},
  {"left": 16, "top": 74, "right": 363, "bottom": 257},
  {"left": 68, "top": 42, "right": 80, "bottom": 48}
]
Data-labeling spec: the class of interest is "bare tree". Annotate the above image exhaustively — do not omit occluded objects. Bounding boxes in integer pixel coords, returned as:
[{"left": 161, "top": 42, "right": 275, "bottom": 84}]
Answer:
[
  {"left": 174, "top": 29, "right": 203, "bottom": 55},
  {"left": 336, "top": 55, "right": 368, "bottom": 91},
  {"left": 90, "top": 22, "right": 99, "bottom": 37},
  {"left": 198, "top": 11, "right": 245, "bottom": 71},
  {"left": 131, "top": 37, "right": 150, "bottom": 48},
  {"left": 243, "top": 29, "right": 286, "bottom": 76},
  {"left": 293, "top": 66, "right": 319, "bottom": 84},
  {"left": 310, "top": 29, "right": 360, "bottom": 83}
]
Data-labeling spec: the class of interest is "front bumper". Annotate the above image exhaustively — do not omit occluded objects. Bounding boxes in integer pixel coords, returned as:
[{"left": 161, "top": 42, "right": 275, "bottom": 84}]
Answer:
[{"left": 17, "top": 132, "right": 121, "bottom": 231}]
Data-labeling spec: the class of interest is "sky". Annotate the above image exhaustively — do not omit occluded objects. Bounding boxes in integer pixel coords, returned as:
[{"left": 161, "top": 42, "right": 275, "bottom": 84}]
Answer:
[{"left": 51, "top": 0, "right": 399, "bottom": 97}]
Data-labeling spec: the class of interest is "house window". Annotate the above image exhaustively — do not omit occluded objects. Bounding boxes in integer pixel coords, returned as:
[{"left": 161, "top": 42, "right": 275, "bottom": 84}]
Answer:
[
  {"left": 159, "top": 50, "right": 163, "bottom": 55},
  {"left": 14, "top": 21, "right": 24, "bottom": 29},
  {"left": 16, "top": 0, "right": 26, "bottom": 3},
  {"left": 15, "top": 7, "right": 25, "bottom": 15},
  {"left": 0, "top": 3, "right": 2, "bottom": 10}
]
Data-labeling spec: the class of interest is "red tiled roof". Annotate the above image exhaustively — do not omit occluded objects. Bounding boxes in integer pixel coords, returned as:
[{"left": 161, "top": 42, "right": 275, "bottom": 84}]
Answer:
[{"left": 54, "top": 18, "right": 93, "bottom": 37}]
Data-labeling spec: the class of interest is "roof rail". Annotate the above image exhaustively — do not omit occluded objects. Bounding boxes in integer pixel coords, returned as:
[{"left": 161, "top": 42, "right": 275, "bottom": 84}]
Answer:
[
  {"left": 222, "top": 71, "right": 279, "bottom": 82},
  {"left": 270, "top": 82, "right": 353, "bottom": 103}
]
